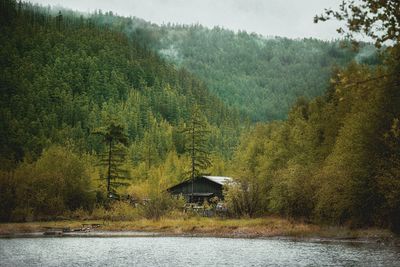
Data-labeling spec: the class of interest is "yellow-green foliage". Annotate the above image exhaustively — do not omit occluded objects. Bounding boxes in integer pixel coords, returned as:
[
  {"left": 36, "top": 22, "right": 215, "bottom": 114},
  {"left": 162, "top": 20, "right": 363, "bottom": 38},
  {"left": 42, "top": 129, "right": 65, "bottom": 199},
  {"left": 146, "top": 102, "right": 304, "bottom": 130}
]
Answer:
[
  {"left": 141, "top": 190, "right": 185, "bottom": 220},
  {"left": 128, "top": 150, "right": 190, "bottom": 187},
  {"left": 1, "top": 146, "right": 96, "bottom": 222},
  {"left": 269, "top": 164, "right": 315, "bottom": 218},
  {"left": 226, "top": 56, "right": 400, "bottom": 230},
  {"left": 127, "top": 182, "right": 151, "bottom": 202},
  {"left": 127, "top": 178, "right": 185, "bottom": 220},
  {"left": 90, "top": 202, "right": 141, "bottom": 221},
  {"left": 0, "top": 171, "right": 17, "bottom": 221}
]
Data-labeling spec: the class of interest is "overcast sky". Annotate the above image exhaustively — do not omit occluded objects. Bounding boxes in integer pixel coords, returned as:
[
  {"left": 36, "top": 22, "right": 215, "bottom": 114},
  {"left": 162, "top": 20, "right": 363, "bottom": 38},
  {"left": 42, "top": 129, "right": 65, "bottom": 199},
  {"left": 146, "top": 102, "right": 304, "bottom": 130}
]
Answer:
[{"left": 31, "top": 0, "right": 345, "bottom": 40}]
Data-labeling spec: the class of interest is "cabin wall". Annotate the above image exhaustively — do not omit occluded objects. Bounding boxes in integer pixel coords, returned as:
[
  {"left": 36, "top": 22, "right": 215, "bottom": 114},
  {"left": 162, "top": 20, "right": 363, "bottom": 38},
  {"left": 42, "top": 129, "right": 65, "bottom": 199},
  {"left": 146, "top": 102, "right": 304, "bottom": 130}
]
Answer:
[{"left": 169, "top": 178, "right": 224, "bottom": 199}]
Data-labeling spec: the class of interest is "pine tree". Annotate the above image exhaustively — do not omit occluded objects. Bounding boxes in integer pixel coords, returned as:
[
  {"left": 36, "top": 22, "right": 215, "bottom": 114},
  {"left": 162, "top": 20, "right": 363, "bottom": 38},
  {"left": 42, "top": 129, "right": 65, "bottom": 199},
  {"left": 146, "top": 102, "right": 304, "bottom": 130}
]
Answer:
[
  {"left": 140, "top": 130, "right": 158, "bottom": 177},
  {"left": 94, "top": 122, "right": 130, "bottom": 198},
  {"left": 182, "top": 105, "right": 212, "bottom": 202}
]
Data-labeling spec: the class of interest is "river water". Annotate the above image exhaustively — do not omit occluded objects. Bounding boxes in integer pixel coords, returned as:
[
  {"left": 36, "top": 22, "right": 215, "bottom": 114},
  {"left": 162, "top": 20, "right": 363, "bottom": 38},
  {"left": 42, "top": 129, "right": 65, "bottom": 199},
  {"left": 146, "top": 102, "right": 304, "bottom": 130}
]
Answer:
[{"left": 1, "top": 236, "right": 399, "bottom": 266}]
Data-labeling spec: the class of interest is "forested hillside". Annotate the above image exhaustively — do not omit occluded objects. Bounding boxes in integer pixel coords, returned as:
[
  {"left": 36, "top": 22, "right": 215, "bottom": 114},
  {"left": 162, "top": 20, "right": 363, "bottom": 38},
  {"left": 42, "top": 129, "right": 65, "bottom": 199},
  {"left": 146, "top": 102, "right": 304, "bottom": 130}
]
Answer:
[
  {"left": 225, "top": 0, "right": 400, "bottom": 231},
  {"left": 227, "top": 60, "right": 400, "bottom": 229},
  {"left": 156, "top": 27, "right": 379, "bottom": 121},
  {"left": 0, "top": 0, "right": 241, "bottom": 220},
  {"left": 85, "top": 13, "right": 378, "bottom": 121},
  {"left": 0, "top": 0, "right": 241, "bottom": 163}
]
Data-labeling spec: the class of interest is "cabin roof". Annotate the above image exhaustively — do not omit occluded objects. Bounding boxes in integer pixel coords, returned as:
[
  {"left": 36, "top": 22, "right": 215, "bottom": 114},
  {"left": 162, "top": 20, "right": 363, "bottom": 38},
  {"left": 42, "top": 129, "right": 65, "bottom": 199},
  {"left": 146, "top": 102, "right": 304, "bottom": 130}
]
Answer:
[
  {"left": 167, "top": 175, "right": 233, "bottom": 191},
  {"left": 202, "top": 176, "right": 233, "bottom": 185}
]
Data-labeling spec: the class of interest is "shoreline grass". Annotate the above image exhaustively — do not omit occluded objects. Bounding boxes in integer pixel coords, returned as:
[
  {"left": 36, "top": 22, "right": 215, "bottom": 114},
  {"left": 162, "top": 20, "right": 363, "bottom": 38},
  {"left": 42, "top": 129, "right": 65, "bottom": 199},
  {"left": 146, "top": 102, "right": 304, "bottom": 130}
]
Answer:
[{"left": 0, "top": 217, "right": 396, "bottom": 242}]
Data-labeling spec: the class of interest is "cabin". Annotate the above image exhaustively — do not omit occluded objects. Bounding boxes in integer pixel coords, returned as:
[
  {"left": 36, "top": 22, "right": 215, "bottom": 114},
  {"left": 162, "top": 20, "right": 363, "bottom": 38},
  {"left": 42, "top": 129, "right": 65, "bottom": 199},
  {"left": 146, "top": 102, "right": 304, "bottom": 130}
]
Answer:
[{"left": 167, "top": 176, "right": 233, "bottom": 203}]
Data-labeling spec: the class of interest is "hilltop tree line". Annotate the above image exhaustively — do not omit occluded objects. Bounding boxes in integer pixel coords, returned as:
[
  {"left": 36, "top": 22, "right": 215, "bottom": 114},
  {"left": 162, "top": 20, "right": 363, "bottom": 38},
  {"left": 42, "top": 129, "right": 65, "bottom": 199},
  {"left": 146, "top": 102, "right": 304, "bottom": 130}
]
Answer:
[
  {"left": 157, "top": 27, "right": 379, "bottom": 121},
  {"left": 81, "top": 12, "right": 380, "bottom": 121}
]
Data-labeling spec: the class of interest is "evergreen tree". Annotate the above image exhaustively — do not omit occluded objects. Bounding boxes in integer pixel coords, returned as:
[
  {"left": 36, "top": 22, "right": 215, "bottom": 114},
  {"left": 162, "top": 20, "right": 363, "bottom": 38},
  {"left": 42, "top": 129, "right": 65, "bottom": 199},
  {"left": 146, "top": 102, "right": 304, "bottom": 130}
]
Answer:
[
  {"left": 182, "top": 105, "right": 212, "bottom": 202},
  {"left": 94, "top": 122, "right": 129, "bottom": 198}
]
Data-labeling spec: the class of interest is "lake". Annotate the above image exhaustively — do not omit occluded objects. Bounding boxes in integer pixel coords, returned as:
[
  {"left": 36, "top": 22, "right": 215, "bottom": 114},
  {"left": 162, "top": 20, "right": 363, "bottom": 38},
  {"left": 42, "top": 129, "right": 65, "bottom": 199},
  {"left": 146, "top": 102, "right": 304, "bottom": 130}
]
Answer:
[{"left": 1, "top": 236, "right": 399, "bottom": 266}]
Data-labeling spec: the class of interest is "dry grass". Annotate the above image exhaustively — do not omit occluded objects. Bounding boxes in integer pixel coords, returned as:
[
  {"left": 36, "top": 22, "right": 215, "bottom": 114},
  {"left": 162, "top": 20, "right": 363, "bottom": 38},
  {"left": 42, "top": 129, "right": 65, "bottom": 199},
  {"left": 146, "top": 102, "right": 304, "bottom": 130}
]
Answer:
[{"left": 0, "top": 217, "right": 394, "bottom": 240}]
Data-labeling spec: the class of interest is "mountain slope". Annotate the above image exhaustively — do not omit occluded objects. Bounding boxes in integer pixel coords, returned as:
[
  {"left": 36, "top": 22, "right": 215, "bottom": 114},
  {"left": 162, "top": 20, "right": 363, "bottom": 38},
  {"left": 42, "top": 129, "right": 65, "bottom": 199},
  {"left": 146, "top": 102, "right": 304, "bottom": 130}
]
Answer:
[
  {"left": 156, "top": 26, "right": 378, "bottom": 121},
  {"left": 87, "top": 14, "right": 378, "bottom": 121},
  {"left": 0, "top": 0, "right": 241, "bottom": 164}
]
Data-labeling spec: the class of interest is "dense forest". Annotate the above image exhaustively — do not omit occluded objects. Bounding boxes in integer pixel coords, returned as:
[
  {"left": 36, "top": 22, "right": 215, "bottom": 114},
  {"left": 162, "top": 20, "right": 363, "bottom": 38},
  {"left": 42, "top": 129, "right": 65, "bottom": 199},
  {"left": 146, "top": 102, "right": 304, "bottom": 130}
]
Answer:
[
  {"left": 225, "top": 1, "right": 400, "bottom": 231},
  {"left": 84, "top": 13, "right": 379, "bottom": 121},
  {"left": 0, "top": 0, "right": 399, "bottom": 234},
  {"left": 227, "top": 60, "right": 400, "bottom": 228},
  {"left": 0, "top": 0, "right": 241, "bottom": 221},
  {"left": 156, "top": 26, "right": 380, "bottom": 121}
]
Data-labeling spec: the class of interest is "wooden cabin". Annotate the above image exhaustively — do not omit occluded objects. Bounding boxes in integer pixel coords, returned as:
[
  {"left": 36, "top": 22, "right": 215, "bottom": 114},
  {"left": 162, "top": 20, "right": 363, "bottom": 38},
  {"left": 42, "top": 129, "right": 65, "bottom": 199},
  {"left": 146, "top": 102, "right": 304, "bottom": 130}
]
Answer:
[{"left": 167, "top": 176, "right": 233, "bottom": 203}]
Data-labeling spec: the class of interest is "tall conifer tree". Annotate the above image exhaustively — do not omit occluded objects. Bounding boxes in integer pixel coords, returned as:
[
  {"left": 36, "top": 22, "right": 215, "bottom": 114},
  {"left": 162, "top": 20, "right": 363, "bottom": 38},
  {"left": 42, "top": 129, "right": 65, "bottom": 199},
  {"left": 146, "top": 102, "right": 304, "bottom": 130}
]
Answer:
[
  {"left": 182, "top": 105, "right": 212, "bottom": 202},
  {"left": 94, "top": 122, "right": 129, "bottom": 198}
]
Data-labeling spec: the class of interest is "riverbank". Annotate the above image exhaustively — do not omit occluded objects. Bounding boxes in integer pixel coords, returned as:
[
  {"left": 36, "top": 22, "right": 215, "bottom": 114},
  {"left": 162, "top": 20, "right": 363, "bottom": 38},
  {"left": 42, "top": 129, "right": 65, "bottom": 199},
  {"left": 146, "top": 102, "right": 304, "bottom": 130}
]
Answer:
[{"left": 0, "top": 217, "right": 398, "bottom": 244}]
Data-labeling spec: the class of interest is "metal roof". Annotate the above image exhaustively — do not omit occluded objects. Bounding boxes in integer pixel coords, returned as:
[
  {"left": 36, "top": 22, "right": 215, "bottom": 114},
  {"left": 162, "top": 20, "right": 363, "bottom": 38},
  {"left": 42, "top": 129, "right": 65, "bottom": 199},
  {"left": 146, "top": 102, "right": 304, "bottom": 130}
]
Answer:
[
  {"left": 202, "top": 176, "right": 233, "bottom": 185},
  {"left": 167, "top": 175, "right": 234, "bottom": 191},
  {"left": 183, "top": 192, "right": 214, "bottom": 197}
]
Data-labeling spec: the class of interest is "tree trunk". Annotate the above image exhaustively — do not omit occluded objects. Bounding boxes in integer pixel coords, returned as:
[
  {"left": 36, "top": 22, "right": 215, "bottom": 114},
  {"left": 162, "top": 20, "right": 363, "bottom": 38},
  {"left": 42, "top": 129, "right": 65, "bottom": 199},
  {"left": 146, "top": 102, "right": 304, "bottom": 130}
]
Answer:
[
  {"left": 107, "top": 140, "right": 112, "bottom": 194},
  {"left": 191, "top": 123, "right": 195, "bottom": 202}
]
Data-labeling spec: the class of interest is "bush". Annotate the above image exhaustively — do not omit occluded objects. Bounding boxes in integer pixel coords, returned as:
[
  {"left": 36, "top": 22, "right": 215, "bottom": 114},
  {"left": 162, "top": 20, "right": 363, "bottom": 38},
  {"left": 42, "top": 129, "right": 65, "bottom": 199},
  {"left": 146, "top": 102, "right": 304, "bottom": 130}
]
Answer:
[
  {"left": 0, "top": 171, "right": 17, "bottom": 221},
  {"left": 127, "top": 180, "right": 185, "bottom": 220},
  {"left": 91, "top": 202, "right": 141, "bottom": 221},
  {"left": 108, "top": 201, "right": 141, "bottom": 221},
  {"left": 141, "top": 191, "right": 185, "bottom": 220},
  {"left": 11, "top": 207, "right": 34, "bottom": 222},
  {"left": 9, "top": 146, "right": 96, "bottom": 221},
  {"left": 224, "top": 180, "right": 267, "bottom": 218},
  {"left": 66, "top": 208, "right": 92, "bottom": 221},
  {"left": 268, "top": 165, "right": 315, "bottom": 218}
]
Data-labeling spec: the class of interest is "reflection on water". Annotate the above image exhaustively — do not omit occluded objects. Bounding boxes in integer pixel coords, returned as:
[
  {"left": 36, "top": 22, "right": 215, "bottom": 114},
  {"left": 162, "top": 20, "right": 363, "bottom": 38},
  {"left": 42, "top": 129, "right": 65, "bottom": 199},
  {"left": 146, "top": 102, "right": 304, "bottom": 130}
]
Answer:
[{"left": 0, "top": 237, "right": 399, "bottom": 266}]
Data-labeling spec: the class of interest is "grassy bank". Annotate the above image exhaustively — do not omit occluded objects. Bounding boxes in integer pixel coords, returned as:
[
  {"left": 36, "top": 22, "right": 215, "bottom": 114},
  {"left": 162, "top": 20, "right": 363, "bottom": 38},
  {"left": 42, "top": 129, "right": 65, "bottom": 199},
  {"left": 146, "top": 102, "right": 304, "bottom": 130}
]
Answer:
[{"left": 0, "top": 217, "right": 395, "bottom": 241}]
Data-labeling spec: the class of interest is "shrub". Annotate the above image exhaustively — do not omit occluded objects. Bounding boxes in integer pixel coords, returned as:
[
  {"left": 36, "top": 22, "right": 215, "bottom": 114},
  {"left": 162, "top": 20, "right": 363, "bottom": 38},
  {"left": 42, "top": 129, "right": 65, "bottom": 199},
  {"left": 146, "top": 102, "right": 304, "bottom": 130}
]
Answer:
[
  {"left": 141, "top": 191, "right": 185, "bottom": 220},
  {"left": 11, "top": 207, "right": 34, "bottom": 222},
  {"left": 90, "top": 202, "right": 141, "bottom": 221},
  {"left": 10, "top": 146, "right": 96, "bottom": 221},
  {"left": 0, "top": 171, "right": 17, "bottom": 221}
]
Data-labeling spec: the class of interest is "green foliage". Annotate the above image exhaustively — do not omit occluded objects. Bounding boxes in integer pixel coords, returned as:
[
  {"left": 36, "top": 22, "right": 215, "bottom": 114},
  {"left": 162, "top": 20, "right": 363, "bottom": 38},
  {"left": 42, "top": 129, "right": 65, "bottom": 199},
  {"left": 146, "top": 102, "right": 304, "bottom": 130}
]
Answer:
[
  {"left": 0, "top": 0, "right": 242, "bottom": 166},
  {"left": 52, "top": 8, "right": 379, "bottom": 122},
  {"left": 224, "top": 125, "right": 273, "bottom": 217},
  {"left": 91, "top": 202, "right": 141, "bottom": 221},
  {"left": 140, "top": 190, "right": 185, "bottom": 220},
  {"left": 225, "top": 0, "right": 400, "bottom": 227},
  {"left": 269, "top": 165, "right": 315, "bottom": 219},
  {"left": 0, "top": 170, "right": 17, "bottom": 221},
  {"left": 227, "top": 57, "right": 400, "bottom": 226},
  {"left": 0, "top": 2, "right": 241, "bottom": 222},
  {"left": 126, "top": 175, "right": 185, "bottom": 220},
  {"left": 182, "top": 105, "right": 212, "bottom": 179},
  {"left": 127, "top": 24, "right": 375, "bottom": 121},
  {"left": 4, "top": 146, "right": 95, "bottom": 221},
  {"left": 314, "top": 0, "right": 400, "bottom": 48},
  {"left": 1, "top": 0, "right": 398, "bottom": 231},
  {"left": 94, "top": 122, "right": 130, "bottom": 195},
  {"left": 159, "top": 31, "right": 362, "bottom": 121}
]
